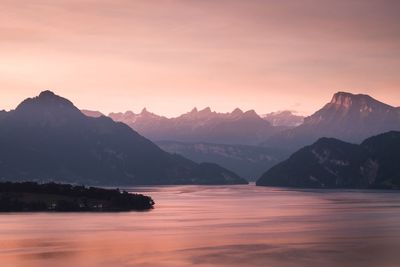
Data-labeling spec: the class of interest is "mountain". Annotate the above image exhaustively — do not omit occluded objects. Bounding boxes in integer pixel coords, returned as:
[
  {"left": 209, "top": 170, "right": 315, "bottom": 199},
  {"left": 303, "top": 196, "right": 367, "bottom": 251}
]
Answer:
[
  {"left": 264, "top": 92, "right": 400, "bottom": 150},
  {"left": 0, "top": 91, "right": 247, "bottom": 186},
  {"left": 81, "top": 109, "right": 104, "bottom": 118},
  {"left": 0, "top": 110, "right": 6, "bottom": 120},
  {"left": 157, "top": 141, "right": 289, "bottom": 181},
  {"left": 262, "top": 110, "right": 304, "bottom": 127},
  {"left": 109, "top": 107, "right": 285, "bottom": 145},
  {"left": 257, "top": 131, "right": 400, "bottom": 189}
]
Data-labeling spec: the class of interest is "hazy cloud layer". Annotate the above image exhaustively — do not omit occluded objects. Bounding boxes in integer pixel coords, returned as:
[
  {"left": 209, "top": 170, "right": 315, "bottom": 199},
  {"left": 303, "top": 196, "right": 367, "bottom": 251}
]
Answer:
[{"left": 1, "top": 0, "right": 399, "bottom": 116}]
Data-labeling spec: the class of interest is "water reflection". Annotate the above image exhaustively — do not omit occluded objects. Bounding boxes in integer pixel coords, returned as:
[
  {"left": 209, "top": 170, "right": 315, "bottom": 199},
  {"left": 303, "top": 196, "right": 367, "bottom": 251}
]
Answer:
[{"left": 1, "top": 185, "right": 400, "bottom": 267}]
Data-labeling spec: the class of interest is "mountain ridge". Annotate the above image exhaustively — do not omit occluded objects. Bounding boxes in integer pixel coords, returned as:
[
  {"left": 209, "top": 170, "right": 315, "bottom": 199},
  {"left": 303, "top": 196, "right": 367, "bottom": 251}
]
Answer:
[
  {"left": 108, "top": 107, "right": 285, "bottom": 145},
  {"left": 0, "top": 91, "right": 247, "bottom": 185},
  {"left": 263, "top": 92, "right": 400, "bottom": 150}
]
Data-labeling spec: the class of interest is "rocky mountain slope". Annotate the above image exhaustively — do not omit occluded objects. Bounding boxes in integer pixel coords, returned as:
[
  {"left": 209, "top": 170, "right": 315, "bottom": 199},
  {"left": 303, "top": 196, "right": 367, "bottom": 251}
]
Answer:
[{"left": 264, "top": 92, "right": 400, "bottom": 150}]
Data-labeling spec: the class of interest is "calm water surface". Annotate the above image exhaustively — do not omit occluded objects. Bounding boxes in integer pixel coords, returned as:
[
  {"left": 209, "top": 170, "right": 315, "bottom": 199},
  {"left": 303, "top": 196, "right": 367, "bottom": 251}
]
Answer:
[{"left": 1, "top": 185, "right": 400, "bottom": 267}]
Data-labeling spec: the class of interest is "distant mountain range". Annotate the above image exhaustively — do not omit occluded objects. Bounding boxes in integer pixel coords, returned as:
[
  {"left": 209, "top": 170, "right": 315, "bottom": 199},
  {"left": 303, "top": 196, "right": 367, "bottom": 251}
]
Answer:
[
  {"left": 86, "top": 92, "right": 400, "bottom": 152},
  {"left": 157, "top": 141, "right": 289, "bottom": 181},
  {"left": 81, "top": 92, "right": 400, "bottom": 179},
  {"left": 0, "top": 91, "right": 247, "bottom": 185},
  {"left": 107, "top": 107, "right": 287, "bottom": 145},
  {"left": 82, "top": 109, "right": 303, "bottom": 179},
  {"left": 257, "top": 131, "right": 400, "bottom": 189},
  {"left": 263, "top": 92, "right": 400, "bottom": 150}
]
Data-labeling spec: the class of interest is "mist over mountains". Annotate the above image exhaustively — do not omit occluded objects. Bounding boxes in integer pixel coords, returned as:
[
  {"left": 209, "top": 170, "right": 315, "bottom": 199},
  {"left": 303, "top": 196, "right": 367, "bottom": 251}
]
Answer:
[{"left": 0, "top": 91, "right": 247, "bottom": 185}]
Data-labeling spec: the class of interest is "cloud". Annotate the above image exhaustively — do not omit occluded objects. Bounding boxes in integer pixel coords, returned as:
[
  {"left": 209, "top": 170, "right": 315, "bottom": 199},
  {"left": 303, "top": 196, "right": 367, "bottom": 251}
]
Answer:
[{"left": 0, "top": 0, "right": 399, "bottom": 116}]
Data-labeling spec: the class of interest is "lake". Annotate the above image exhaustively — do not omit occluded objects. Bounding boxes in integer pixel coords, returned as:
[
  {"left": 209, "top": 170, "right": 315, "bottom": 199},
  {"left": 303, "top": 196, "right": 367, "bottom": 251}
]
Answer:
[{"left": 1, "top": 184, "right": 400, "bottom": 267}]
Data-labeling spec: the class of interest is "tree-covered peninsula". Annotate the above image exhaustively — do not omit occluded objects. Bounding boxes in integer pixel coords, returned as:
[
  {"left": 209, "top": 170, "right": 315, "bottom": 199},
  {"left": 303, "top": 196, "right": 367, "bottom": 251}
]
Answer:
[{"left": 0, "top": 182, "right": 154, "bottom": 212}]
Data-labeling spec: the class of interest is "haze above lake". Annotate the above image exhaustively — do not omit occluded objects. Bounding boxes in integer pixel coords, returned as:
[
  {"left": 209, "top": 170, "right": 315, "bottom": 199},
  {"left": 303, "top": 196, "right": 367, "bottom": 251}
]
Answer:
[{"left": 1, "top": 185, "right": 400, "bottom": 267}]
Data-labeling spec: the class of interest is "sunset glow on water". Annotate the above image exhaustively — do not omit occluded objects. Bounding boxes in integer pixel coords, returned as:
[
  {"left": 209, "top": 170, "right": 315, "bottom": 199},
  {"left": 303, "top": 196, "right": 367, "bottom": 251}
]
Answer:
[{"left": 1, "top": 185, "right": 400, "bottom": 267}]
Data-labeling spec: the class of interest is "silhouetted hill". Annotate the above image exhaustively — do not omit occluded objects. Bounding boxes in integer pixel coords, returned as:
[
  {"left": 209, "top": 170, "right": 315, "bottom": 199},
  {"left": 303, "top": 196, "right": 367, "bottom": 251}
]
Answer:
[
  {"left": 0, "top": 91, "right": 247, "bottom": 185},
  {"left": 109, "top": 107, "right": 285, "bottom": 145},
  {"left": 264, "top": 92, "right": 400, "bottom": 150},
  {"left": 157, "top": 141, "right": 289, "bottom": 181},
  {"left": 361, "top": 131, "right": 400, "bottom": 186},
  {"left": 257, "top": 131, "right": 400, "bottom": 189},
  {"left": 0, "top": 110, "right": 6, "bottom": 121}
]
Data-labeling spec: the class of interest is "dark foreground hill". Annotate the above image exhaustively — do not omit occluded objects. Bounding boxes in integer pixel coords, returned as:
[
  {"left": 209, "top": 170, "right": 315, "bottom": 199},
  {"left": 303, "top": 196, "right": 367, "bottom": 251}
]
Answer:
[
  {"left": 257, "top": 131, "right": 400, "bottom": 189},
  {"left": 0, "top": 91, "right": 247, "bottom": 185},
  {"left": 0, "top": 181, "right": 154, "bottom": 212}
]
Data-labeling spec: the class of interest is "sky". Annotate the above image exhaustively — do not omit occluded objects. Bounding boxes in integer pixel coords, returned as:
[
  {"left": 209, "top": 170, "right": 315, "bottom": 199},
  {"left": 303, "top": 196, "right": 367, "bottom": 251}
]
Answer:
[{"left": 0, "top": 0, "right": 399, "bottom": 117}]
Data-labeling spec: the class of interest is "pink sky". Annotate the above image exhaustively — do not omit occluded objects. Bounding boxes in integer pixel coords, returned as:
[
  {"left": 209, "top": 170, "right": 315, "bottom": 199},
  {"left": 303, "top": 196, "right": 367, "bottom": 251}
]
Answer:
[{"left": 0, "top": 0, "right": 399, "bottom": 116}]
